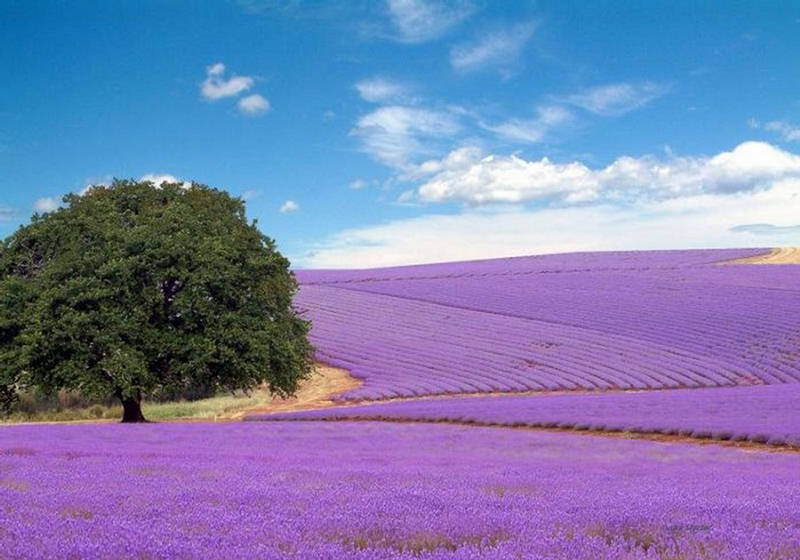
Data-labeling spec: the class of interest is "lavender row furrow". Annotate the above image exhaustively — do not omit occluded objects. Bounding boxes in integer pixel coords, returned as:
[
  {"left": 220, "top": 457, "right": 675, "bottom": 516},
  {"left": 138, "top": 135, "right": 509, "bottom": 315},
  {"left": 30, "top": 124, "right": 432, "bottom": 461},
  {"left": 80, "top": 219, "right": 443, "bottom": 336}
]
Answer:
[
  {"left": 295, "top": 250, "right": 800, "bottom": 398},
  {"left": 338, "top": 272, "right": 800, "bottom": 353},
  {"left": 294, "top": 248, "right": 768, "bottom": 285},
  {"left": 255, "top": 383, "right": 800, "bottom": 446},
  {"left": 298, "top": 285, "right": 762, "bottom": 399}
]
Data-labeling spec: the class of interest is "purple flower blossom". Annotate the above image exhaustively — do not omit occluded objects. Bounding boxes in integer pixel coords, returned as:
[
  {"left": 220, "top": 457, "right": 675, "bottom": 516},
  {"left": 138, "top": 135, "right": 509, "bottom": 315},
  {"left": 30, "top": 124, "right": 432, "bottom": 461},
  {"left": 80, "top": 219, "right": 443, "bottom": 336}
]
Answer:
[{"left": 1, "top": 421, "right": 799, "bottom": 559}]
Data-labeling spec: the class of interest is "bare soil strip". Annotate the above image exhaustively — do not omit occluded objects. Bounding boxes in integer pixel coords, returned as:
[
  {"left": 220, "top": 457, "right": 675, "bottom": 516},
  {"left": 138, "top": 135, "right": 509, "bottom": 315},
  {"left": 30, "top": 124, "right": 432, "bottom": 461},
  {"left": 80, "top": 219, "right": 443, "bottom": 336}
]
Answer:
[
  {"left": 229, "top": 363, "right": 362, "bottom": 419},
  {"left": 244, "top": 380, "right": 770, "bottom": 414},
  {"left": 725, "top": 247, "right": 800, "bottom": 264},
  {"left": 262, "top": 415, "right": 800, "bottom": 454},
  {"left": 241, "top": 363, "right": 799, "bottom": 453}
]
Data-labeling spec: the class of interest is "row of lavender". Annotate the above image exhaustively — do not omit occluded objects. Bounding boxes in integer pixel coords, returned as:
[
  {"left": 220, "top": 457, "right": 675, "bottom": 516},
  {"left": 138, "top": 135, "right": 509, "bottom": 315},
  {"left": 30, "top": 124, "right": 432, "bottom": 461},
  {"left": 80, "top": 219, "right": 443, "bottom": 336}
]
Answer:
[
  {"left": 2, "top": 421, "right": 799, "bottom": 559},
  {"left": 252, "top": 383, "right": 800, "bottom": 447},
  {"left": 294, "top": 248, "right": 768, "bottom": 284},
  {"left": 294, "top": 249, "right": 800, "bottom": 400},
  {"left": 333, "top": 265, "right": 800, "bottom": 384}
]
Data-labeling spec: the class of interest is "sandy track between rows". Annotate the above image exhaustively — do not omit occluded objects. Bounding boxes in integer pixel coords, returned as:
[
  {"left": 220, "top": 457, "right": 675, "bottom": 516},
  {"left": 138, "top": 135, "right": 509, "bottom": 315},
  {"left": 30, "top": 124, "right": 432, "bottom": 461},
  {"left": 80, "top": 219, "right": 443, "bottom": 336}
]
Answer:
[
  {"left": 242, "top": 366, "right": 800, "bottom": 453},
  {"left": 726, "top": 247, "right": 800, "bottom": 264},
  {"left": 230, "top": 363, "right": 362, "bottom": 419}
]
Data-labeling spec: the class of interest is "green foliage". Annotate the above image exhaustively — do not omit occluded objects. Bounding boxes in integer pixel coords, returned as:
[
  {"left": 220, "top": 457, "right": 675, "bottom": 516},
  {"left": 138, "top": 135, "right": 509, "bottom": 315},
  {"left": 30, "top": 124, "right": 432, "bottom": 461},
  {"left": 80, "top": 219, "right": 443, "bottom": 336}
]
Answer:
[{"left": 0, "top": 179, "right": 313, "bottom": 419}]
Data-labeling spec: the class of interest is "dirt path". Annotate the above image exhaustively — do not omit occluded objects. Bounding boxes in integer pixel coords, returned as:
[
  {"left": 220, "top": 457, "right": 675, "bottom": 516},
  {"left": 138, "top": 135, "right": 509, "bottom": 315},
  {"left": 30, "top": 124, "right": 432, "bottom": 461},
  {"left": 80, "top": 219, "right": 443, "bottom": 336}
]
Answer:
[
  {"left": 726, "top": 247, "right": 800, "bottom": 264},
  {"left": 229, "top": 363, "right": 362, "bottom": 419},
  {"left": 243, "top": 366, "right": 799, "bottom": 453}
]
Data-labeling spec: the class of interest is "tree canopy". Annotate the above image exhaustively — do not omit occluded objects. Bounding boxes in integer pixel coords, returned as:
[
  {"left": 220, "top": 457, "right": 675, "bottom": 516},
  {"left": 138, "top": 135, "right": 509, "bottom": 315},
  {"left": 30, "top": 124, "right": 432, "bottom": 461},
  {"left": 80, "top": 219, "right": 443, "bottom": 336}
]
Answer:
[{"left": 0, "top": 180, "right": 313, "bottom": 422}]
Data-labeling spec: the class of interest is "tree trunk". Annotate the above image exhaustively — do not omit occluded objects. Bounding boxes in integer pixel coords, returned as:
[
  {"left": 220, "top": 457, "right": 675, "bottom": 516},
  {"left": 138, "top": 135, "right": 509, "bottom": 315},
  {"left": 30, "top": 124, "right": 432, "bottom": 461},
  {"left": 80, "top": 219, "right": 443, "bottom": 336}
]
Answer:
[{"left": 120, "top": 395, "right": 147, "bottom": 423}]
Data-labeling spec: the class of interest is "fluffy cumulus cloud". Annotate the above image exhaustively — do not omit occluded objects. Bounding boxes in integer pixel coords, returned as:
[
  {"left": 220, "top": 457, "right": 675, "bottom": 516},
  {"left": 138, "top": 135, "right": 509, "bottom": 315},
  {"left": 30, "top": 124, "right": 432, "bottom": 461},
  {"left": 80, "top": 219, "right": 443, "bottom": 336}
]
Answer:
[
  {"left": 351, "top": 105, "right": 461, "bottom": 169},
  {"left": 279, "top": 200, "right": 299, "bottom": 213},
  {"left": 301, "top": 177, "right": 800, "bottom": 268},
  {"left": 414, "top": 147, "right": 599, "bottom": 204},
  {"left": 237, "top": 93, "right": 271, "bottom": 115},
  {"left": 450, "top": 21, "right": 536, "bottom": 73},
  {"left": 562, "top": 82, "right": 669, "bottom": 116},
  {"left": 355, "top": 77, "right": 410, "bottom": 103},
  {"left": 33, "top": 197, "right": 60, "bottom": 213},
  {"left": 298, "top": 141, "right": 800, "bottom": 268},
  {"left": 200, "top": 62, "right": 254, "bottom": 100},
  {"left": 138, "top": 173, "right": 191, "bottom": 188},
  {"left": 387, "top": 0, "right": 473, "bottom": 43},
  {"left": 408, "top": 141, "right": 800, "bottom": 205}
]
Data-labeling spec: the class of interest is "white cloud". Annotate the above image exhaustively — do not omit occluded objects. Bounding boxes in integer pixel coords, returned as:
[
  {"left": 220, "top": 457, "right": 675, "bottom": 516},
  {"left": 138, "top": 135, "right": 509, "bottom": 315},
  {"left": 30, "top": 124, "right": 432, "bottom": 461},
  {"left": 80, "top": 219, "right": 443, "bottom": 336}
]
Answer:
[
  {"left": 415, "top": 146, "right": 599, "bottom": 204},
  {"left": 387, "top": 0, "right": 473, "bottom": 43},
  {"left": 237, "top": 94, "right": 271, "bottom": 115},
  {"left": 200, "top": 62, "right": 254, "bottom": 101},
  {"left": 408, "top": 141, "right": 800, "bottom": 205},
  {"left": 349, "top": 179, "right": 368, "bottom": 190},
  {"left": 241, "top": 189, "right": 261, "bottom": 201},
  {"left": 563, "top": 82, "right": 669, "bottom": 116},
  {"left": 481, "top": 105, "right": 573, "bottom": 143},
  {"left": 0, "top": 205, "right": 17, "bottom": 222},
  {"left": 280, "top": 200, "right": 299, "bottom": 213},
  {"left": 207, "top": 62, "right": 225, "bottom": 76},
  {"left": 300, "top": 177, "right": 800, "bottom": 268},
  {"left": 450, "top": 21, "right": 536, "bottom": 73},
  {"left": 139, "top": 173, "right": 190, "bottom": 188},
  {"left": 351, "top": 105, "right": 461, "bottom": 169},
  {"left": 355, "top": 77, "right": 411, "bottom": 103},
  {"left": 750, "top": 119, "right": 800, "bottom": 142},
  {"left": 33, "top": 197, "right": 60, "bottom": 213},
  {"left": 78, "top": 174, "right": 188, "bottom": 195},
  {"left": 731, "top": 223, "right": 800, "bottom": 235}
]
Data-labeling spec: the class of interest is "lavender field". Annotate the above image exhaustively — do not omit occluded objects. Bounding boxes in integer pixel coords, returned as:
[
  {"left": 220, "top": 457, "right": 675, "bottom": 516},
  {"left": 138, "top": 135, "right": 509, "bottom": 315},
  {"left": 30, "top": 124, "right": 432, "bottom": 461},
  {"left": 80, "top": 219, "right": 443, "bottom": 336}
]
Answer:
[
  {"left": 257, "top": 383, "right": 800, "bottom": 447},
  {"left": 5, "top": 249, "right": 800, "bottom": 559},
  {"left": 294, "top": 249, "right": 800, "bottom": 400},
  {"left": 9, "top": 5, "right": 800, "bottom": 560},
  {"left": 2, "top": 422, "right": 800, "bottom": 559}
]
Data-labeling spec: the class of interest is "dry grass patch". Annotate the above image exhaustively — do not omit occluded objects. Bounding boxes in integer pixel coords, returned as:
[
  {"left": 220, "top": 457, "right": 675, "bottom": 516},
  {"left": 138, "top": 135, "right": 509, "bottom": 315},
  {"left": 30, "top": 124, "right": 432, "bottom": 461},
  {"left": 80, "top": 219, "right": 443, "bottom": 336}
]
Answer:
[
  {"left": 725, "top": 247, "right": 800, "bottom": 264},
  {"left": 336, "top": 529, "right": 510, "bottom": 556},
  {"left": 234, "top": 364, "right": 361, "bottom": 418},
  {"left": 0, "top": 363, "right": 357, "bottom": 423}
]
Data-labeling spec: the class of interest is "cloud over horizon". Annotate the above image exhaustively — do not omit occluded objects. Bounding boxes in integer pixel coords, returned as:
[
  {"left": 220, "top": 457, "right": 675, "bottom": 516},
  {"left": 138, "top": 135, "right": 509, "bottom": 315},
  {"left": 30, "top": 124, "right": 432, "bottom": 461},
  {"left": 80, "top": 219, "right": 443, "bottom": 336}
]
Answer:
[
  {"left": 407, "top": 141, "right": 800, "bottom": 205},
  {"left": 300, "top": 176, "right": 800, "bottom": 268},
  {"left": 297, "top": 141, "right": 800, "bottom": 268}
]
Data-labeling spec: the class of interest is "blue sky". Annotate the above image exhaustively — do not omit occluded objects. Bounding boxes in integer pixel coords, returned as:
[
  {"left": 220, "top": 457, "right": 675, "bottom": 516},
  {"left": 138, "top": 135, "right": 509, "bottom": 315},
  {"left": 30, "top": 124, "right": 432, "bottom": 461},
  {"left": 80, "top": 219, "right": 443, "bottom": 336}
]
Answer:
[{"left": 2, "top": 1, "right": 799, "bottom": 267}]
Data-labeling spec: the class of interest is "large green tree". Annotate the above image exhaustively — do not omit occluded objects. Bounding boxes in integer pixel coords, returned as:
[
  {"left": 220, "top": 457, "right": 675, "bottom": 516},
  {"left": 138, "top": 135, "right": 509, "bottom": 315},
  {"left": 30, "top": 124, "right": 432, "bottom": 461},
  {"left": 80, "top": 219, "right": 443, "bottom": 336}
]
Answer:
[{"left": 0, "top": 180, "right": 313, "bottom": 422}]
